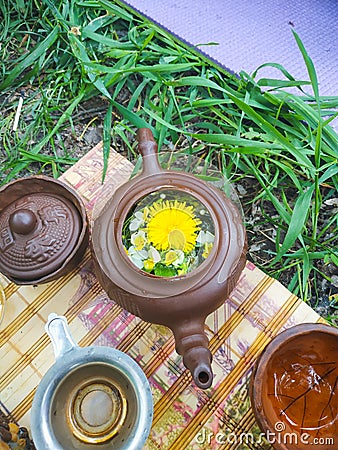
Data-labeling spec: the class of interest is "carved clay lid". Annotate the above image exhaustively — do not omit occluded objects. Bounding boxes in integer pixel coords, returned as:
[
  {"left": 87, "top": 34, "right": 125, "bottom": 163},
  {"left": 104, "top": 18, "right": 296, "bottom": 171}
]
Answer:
[{"left": 0, "top": 176, "right": 87, "bottom": 284}]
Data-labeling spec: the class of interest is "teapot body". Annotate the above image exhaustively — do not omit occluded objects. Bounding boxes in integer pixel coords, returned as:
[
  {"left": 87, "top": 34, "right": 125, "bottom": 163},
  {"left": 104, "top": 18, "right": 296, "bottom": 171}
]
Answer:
[{"left": 91, "top": 129, "right": 247, "bottom": 389}]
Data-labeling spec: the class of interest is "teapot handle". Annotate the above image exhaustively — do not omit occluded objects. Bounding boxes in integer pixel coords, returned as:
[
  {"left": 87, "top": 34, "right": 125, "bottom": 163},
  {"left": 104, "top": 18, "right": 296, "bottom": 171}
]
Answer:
[
  {"left": 137, "top": 128, "right": 162, "bottom": 175},
  {"left": 45, "top": 313, "right": 78, "bottom": 361}
]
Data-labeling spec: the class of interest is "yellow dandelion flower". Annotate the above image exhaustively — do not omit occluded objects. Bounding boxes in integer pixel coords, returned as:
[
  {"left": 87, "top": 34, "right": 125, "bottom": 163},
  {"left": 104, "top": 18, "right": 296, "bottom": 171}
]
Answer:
[{"left": 147, "top": 200, "right": 201, "bottom": 252}]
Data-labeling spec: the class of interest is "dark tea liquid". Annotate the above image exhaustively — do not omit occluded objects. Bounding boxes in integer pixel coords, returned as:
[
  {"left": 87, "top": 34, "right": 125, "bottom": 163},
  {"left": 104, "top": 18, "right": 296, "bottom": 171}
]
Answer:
[{"left": 264, "top": 332, "right": 337, "bottom": 446}]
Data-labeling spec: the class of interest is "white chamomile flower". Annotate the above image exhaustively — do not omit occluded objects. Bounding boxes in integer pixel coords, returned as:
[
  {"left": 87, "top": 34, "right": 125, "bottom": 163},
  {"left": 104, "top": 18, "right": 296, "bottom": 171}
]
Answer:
[
  {"left": 129, "top": 209, "right": 148, "bottom": 231},
  {"left": 127, "top": 245, "right": 148, "bottom": 269},
  {"left": 131, "top": 230, "right": 146, "bottom": 250}
]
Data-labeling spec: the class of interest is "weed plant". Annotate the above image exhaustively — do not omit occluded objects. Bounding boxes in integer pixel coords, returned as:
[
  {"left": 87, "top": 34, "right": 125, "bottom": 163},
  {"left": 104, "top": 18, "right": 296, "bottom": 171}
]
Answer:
[{"left": 0, "top": 0, "right": 337, "bottom": 319}]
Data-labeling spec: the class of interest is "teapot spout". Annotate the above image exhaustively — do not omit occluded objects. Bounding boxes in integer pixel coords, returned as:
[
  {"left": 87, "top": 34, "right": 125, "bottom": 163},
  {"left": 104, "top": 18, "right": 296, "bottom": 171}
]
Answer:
[
  {"left": 183, "top": 346, "right": 213, "bottom": 389},
  {"left": 173, "top": 321, "right": 213, "bottom": 389}
]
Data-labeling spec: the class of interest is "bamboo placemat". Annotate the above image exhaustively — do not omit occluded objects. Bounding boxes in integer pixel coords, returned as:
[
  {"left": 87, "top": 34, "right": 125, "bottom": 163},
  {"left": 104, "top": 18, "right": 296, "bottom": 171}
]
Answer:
[{"left": 0, "top": 143, "right": 324, "bottom": 449}]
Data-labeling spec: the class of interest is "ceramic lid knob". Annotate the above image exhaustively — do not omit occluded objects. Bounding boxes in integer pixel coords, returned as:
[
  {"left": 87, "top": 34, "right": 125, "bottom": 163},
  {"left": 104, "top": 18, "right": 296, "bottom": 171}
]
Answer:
[{"left": 9, "top": 209, "right": 37, "bottom": 235}]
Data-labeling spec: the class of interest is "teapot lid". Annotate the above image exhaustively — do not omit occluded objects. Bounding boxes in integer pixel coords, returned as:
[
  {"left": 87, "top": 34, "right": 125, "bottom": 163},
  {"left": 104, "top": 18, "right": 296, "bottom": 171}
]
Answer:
[{"left": 0, "top": 188, "right": 81, "bottom": 283}]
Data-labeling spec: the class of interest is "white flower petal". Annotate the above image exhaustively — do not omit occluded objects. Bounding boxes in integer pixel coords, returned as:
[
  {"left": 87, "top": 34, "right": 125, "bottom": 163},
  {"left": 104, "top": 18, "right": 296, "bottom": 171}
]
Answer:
[
  {"left": 138, "top": 249, "right": 149, "bottom": 259},
  {"left": 204, "top": 230, "right": 215, "bottom": 243},
  {"left": 196, "top": 230, "right": 214, "bottom": 244},
  {"left": 196, "top": 230, "right": 206, "bottom": 244},
  {"left": 149, "top": 246, "right": 161, "bottom": 263},
  {"left": 135, "top": 211, "right": 144, "bottom": 219},
  {"left": 129, "top": 219, "right": 141, "bottom": 231},
  {"left": 130, "top": 254, "right": 144, "bottom": 269},
  {"left": 128, "top": 245, "right": 137, "bottom": 255},
  {"left": 172, "top": 250, "right": 184, "bottom": 267}
]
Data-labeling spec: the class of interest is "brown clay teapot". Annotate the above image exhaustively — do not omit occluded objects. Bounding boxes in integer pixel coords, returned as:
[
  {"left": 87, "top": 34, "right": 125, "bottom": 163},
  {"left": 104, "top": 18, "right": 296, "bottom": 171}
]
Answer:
[{"left": 91, "top": 128, "right": 247, "bottom": 389}]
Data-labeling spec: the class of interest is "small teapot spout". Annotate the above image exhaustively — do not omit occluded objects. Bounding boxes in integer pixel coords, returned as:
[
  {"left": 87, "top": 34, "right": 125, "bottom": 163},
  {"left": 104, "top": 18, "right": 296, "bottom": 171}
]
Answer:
[
  {"left": 172, "top": 319, "right": 213, "bottom": 389},
  {"left": 183, "top": 346, "right": 213, "bottom": 389}
]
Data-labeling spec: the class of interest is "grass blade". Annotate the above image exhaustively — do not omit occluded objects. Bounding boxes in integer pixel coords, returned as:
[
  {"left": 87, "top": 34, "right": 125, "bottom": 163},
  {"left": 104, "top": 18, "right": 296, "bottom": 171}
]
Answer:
[
  {"left": 257, "top": 78, "right": 311, "bottom": 89},
  {"left": 273, "top": 186, "right": 315, "bottom": 263},
  {"left": 0, "top": 26, "right": 60, "bottom": 91},
  {"left": 82, "top": 29, "right": 135, "bottom": 50},
  {"left": 167, "top": 76, "right": 229, "bottom": 93},
  {"left": 227, "top": 92, "right": 315, "bottom": 171},
  {"left": 190, "top": 133, "right": 280, "bottom": 149},
  {"left": 85, "top": 61, "right": 198, "bottom": 74},
  {"left": 292, "top": 29, "right": 319, "bottom": 102},
  {"left": 102, "top": 103, "right": 113, "bottom": 182},
  {"left": 113, "top": 101, "right": 156, "bottom": 133},
  {"left": 69, "top": 34, "right": 112, "bottom": 99}
]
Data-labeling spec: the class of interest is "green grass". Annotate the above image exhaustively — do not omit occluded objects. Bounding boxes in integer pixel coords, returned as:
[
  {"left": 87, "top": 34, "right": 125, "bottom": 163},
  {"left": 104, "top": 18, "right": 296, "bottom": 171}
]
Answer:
[{"left": 0, "top": 0, "right": 337, "bottom": 320}]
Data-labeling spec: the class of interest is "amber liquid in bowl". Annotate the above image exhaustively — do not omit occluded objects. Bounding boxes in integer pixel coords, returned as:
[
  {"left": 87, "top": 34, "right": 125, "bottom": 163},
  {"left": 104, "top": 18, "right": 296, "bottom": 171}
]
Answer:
[{"left": 263, "top": 332, "right": 337, "bottom": 444}]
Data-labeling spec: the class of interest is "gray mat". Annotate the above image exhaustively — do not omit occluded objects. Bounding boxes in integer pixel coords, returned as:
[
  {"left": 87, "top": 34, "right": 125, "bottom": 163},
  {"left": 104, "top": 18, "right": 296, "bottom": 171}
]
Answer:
[{"left": 120, "top": 0, "right": 338, "bottom": 97}]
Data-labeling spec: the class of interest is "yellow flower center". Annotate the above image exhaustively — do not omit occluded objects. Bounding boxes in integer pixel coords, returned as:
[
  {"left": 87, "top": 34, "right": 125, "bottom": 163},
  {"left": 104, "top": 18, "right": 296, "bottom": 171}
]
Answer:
[
  {"left": 147, "top": 200, "right": 201, "bottom": 252},
  {"left": 143, "top": 259, "right": 155, "bottom": 271},
  {"left": 133, "top": 235, "right": 146, "bottom": 251}
]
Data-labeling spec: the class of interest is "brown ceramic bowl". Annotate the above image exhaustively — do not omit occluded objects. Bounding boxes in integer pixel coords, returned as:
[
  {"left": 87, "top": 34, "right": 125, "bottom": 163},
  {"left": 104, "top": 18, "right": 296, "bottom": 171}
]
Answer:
[
  {"left": 250, "top": 323, "right": 338, "bottom": 450},
  {"left": 0, "top": 176, "right": 88, "bottom": 284}
]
